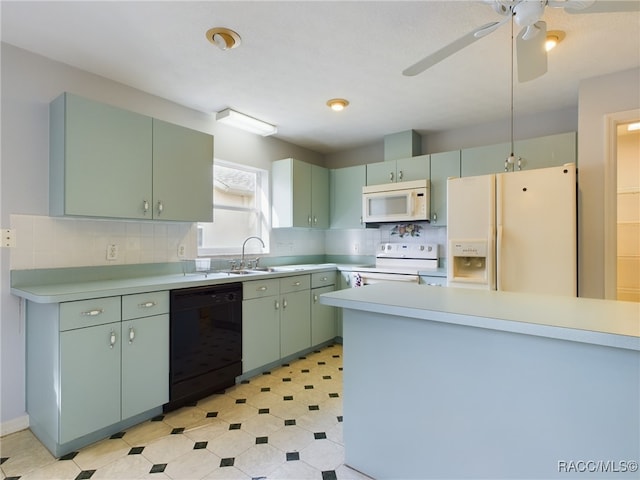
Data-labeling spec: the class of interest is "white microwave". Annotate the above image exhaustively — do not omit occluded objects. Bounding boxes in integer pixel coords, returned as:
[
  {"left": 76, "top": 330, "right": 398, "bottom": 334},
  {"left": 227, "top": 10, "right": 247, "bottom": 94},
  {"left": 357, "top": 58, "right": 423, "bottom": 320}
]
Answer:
[{"left": 362, "top": 179, "right": 430, "bottom": 223}]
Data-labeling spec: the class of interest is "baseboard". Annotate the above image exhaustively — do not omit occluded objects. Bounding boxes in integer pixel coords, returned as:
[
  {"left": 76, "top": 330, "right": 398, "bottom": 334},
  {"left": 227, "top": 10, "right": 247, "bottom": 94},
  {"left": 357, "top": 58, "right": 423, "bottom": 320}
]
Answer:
[{"left": 1, "top": 414, "right": 29, "bottom": 437}]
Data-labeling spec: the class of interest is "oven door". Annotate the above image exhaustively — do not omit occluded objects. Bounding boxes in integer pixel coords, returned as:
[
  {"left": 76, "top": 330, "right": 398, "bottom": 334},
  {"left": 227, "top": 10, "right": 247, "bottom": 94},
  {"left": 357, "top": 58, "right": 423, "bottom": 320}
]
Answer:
[{"left": 350, "top": 271, "right": 420, "bottom": 287}]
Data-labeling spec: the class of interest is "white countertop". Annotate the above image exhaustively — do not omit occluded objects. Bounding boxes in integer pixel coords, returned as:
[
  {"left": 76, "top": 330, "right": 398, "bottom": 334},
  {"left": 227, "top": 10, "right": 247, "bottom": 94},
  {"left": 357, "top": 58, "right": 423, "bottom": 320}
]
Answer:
[{"left": 319, "top": 283, "right": 640, "bottom": 351}]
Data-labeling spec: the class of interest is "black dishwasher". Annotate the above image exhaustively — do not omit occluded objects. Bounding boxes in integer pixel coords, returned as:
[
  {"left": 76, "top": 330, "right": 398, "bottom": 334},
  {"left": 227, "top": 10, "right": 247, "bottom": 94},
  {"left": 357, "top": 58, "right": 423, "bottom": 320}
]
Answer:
[{"left": 165, "top": 282, "right": 243, "bottom": 411}]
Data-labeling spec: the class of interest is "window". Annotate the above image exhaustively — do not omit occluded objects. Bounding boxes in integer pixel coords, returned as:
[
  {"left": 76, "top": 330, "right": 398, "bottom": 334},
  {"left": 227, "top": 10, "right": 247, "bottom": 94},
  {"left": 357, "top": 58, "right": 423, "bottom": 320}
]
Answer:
[{"left": 197, "top": 160, "right": 269, "bottom": 255}]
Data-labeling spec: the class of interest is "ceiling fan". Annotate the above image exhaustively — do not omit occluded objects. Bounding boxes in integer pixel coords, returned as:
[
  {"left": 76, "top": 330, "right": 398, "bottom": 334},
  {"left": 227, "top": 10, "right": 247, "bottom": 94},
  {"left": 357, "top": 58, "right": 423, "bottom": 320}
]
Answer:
[{"left": 403, "top": 0, "right": 640, "bottom": 82}]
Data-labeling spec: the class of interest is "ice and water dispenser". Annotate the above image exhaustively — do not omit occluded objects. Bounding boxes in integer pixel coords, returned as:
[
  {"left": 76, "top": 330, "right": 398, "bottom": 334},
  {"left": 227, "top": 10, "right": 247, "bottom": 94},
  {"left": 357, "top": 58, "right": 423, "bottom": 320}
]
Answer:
[{"left": 448, "top": 240, "right": 491, "bottom": 288}]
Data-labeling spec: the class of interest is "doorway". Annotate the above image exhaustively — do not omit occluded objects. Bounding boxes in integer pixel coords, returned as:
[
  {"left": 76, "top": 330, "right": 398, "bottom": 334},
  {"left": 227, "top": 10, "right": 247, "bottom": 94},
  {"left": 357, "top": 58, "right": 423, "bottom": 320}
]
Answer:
[
  {"left": 616, "top": 121, "right": 640, "bottom": 301},
  {"left": 604, "top": 110, "right": 640, "bottom": 302}
]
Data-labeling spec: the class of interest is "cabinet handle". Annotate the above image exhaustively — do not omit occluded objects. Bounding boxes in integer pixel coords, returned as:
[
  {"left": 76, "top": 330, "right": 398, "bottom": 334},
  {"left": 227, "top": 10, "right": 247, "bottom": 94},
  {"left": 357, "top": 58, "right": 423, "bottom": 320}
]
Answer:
[
  {"left": 314, "top": 294, "right": 319, "bottom": 303},
  {"left": 257, "top": 286, "right": 268, "bottom": 292},
  {"left": 360, "top": 216, "right": 363, "bottom": 225},
  {"left": 128, "top": 327, "right": 135, "bottom": 344},
  {"left": 322, "top": 276, "right": 328, "bottom": 281},
  {"left": 109, "top": 330, "right": 117, "bottom": 349},
  {"left": 313, "top": 216, "right": 318, "bottom": 225},
  {"left": 275, "top": 300, "right": 280, "bottom": 310},
  {"left": 143, "top": 200, "right": 149, "bottom": 215},
  {"left": 389, "top": 172, "right": 394, "bottom": 181},
  {"left": 292, "top": 281, "right": 301, "bottom": 286},
  {"left": 157, "top": 201, "right": 164, "bottom": 215},
  {"left": 138, "top": 301, "right": 156, "bottom": 308},
  {"left": 81, "top": 309, "right": 104, "bottom": 316},
  {"left": 282, "top": 299, "right": 288, "bottom": 309},
  {"left": 398, "top": 170, "right": 403, "bottom": 181},
  {"left": 308, "top": 215, "right": 312, "bottom": 225},
  {"left": 432, "top": 212, "right": 437, "bottom": 223}
]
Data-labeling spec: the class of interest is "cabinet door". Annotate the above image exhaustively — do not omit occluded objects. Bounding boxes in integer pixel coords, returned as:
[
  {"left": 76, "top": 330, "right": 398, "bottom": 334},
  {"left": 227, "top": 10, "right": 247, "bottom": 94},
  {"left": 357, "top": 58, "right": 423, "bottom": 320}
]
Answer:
[
  {"left": 121, "top": 314, "right": 169, "bottom": 419},
  {"left": 311, "top": 286, "right": 336, "bottom": 345},
  {"left": 366, "top": 160, "right": 397, "bottom": 185},
  {"left": 311, "top": 165, "right": 329, "bottom": 228},
  {"left": 514, "top": 132, "right": 576, "bottom": 170},
  {"left": 396, "top": 155, "right": 430, "bottom": 183},
  {"left": 280, "top": 289, "right": 311, "bottom": 358},
  {"left": 51, "top": 93, "right": 152, "bottom": 219},
  {"left": 152, "top": 119, "right": 213, "bottom": 221},
  {"left": 60, "top": 322, "right": 121, "bottom": 443},
  {"left": 330, "top": 165, "right": 366, "bottom": 229},
  {"left": 461, "top": 142, "right": 511, "bottom": 177},
  {"left": 272, "top": 158, "right": 312, "bottom": 228},
  {"left": 242, "top": 296, "right": 280, "bottom": 372},
  {"left": 430, "top": 150, "right": 461, "bottom": 225}
]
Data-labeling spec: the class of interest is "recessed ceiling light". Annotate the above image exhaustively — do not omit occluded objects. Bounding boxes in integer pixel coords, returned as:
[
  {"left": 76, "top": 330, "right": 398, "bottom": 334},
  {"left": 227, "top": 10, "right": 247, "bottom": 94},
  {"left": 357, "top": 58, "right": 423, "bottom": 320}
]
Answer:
[
  {"left": 327, "top": 98, "right": 349, "bottom": 111},
  {"left": 545, "top": 30, "right": 565, "bottom": 52},
  {"left": 206, "top": 27, "right": 241, "bottom": 50}
]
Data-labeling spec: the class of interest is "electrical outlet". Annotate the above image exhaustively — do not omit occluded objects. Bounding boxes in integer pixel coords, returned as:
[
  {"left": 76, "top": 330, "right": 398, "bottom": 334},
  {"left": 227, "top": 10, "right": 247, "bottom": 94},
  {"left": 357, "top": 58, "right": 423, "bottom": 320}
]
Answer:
[
  {"left": 177, "top": 244, "right": 186, "bottom": 258},
  {"left": 2, "top": 229, "right": 16, "bottom": 248},
  {"left": 106, "top": 244, "right": 119, "bottom": 261}
]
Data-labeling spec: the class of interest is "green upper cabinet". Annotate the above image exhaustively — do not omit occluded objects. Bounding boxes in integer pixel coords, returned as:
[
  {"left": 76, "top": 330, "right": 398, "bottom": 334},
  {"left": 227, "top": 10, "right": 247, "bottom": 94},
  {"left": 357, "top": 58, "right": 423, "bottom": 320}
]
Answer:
[
  {"left": 50, "top": 93, "right": 213, "bottom": 221},
  {"left": 272, "top": 158, "right": 329, "bottom": 228},
  {"left": 330, "top": 164, "right": 366, "bottom": 229},
  {"left": 514, "top": 132, "right": 577, "bottom": 170},
  {"left": 152, "top": 119, "right": 213, "bottom": 222},
  {"left": 366, "top": 155, "right": 430, "bottom": 185},
  {"left": 461, "top": 132, "right": 577, "bottom": 177},
  {"left": 50, "top": 92, "right": 153, "bottom": 219},
  {"left": 461, "top": 142, "right": 511, "bottom": 177},
  {"left": 429, "top": 150, "right": 461, "bottom": 226}
]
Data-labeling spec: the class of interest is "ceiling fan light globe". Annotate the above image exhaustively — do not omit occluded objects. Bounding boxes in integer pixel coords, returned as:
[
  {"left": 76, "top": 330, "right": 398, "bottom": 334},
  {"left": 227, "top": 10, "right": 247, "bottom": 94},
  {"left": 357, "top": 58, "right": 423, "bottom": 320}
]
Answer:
[{"left": 513, "top": 0, "right": 545, "bottom": 28}]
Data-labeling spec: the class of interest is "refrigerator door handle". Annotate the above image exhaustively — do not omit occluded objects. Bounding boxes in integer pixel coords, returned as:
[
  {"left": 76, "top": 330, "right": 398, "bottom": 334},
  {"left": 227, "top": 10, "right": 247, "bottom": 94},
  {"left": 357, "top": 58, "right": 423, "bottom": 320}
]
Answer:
[{"left": 496, "top": 225, "right": 503, "bottom": 291}]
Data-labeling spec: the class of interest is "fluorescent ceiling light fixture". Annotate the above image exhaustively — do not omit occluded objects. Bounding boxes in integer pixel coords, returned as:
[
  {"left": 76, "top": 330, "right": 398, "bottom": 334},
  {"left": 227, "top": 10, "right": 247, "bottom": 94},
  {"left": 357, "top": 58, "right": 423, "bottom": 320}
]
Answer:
[
  {"left": 627, "top": 122, "right": 640, "bottom": 131},
  {"left": 216, "top": 108, "right": 277, "bottom": 136}
]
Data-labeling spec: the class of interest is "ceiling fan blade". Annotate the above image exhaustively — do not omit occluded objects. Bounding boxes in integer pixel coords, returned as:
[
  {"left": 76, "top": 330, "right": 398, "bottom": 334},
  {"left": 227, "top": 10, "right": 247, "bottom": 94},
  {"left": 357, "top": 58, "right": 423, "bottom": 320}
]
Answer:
[
  {"left": 402, "top": 21, "right": 504, "bottom": 77},
  {"left": 516, "top": 21, "right": 548, "bottom": 82},
  {"left": 560, "top": 0, "right": 640, "bottom": 14}
]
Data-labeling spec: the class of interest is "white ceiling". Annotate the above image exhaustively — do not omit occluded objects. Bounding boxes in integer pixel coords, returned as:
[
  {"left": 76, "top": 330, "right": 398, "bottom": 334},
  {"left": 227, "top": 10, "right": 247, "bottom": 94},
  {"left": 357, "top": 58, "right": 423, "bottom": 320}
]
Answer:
[{"left": 2, "top": 1, "right": 639, "bottom": 154}]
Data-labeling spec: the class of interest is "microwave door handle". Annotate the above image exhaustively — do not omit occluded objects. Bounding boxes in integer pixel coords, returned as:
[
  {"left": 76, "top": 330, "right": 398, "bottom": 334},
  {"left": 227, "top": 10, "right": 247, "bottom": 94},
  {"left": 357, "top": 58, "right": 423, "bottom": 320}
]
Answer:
[{"left": 409, "top": 191, "right": 415, "bottom": 215}]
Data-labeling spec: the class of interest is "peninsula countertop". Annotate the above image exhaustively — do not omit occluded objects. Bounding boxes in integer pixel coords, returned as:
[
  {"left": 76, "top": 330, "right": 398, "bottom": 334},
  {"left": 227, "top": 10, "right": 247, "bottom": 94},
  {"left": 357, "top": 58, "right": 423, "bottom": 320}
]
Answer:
[{"left": 319, "top": 283, "right": 640, "bottom": 351}]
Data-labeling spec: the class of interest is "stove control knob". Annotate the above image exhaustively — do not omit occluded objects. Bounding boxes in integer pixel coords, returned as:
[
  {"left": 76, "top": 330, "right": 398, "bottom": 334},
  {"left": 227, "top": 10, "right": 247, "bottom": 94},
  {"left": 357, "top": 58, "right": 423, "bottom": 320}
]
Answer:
[
  {"left": 419, "top": 245, "right": 425, "bottom": 251},
  {"left": 427, "top": 246, "right": 432, "bottom": 252}
]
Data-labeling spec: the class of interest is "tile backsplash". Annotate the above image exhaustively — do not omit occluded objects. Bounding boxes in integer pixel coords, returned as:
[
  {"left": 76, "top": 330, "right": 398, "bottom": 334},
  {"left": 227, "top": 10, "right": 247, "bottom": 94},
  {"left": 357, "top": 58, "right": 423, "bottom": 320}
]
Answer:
[
  {"left": 9, "top": 215, "right": 447, "bottom": 271},
  {"left": 10, "top": 214, "right": 197, "bottom": 270}
]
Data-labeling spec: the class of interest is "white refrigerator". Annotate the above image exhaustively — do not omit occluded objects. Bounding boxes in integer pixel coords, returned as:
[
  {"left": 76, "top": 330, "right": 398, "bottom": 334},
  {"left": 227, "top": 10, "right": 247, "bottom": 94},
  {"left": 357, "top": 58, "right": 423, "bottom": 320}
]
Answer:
[{"left": 446, "top": 163, "right": 576, "bottom": 296}]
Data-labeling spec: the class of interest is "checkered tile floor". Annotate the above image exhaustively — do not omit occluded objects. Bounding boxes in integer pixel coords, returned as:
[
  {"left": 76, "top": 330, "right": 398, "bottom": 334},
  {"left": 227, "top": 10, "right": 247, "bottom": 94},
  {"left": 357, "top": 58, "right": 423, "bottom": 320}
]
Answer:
[{"left": 1, "top": 344, "right": 369, "bottom": 479}]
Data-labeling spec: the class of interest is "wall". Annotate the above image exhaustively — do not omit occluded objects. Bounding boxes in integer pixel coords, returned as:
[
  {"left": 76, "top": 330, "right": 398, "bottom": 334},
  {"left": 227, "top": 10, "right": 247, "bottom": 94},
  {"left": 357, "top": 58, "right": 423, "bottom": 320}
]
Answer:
[
  {"left": 578, "top": 68, "right": 640, "bottom": 299},
  {"left": 0, "top": 43, "right": 326, "bottom": 432}
]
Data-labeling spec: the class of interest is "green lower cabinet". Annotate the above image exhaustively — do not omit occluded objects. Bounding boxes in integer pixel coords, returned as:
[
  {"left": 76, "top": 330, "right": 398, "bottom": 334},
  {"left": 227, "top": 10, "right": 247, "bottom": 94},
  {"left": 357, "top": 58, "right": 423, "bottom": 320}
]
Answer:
[
  {"left": 60, "top": 322, "right": 122, "bottom": 444},
  {"left": 280, "top": 289, "right": 311, "bottom": 358},
  {"left": 311, "top": 286, "right": 337, "bottom": 345},
  {"left": 121, "top": 314, "right": 169, "bottom": 419},
  {"left": 242, "top": 295, "right": 281, "bottom": 373},
  {"left": 26, "top": 292, "right": 169, "bottom": 457}
]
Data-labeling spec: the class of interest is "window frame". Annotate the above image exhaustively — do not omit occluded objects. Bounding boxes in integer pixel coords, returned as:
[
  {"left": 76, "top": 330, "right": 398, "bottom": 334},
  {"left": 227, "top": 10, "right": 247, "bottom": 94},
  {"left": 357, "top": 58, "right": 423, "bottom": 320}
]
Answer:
[{"left": 197, "top": 159, "right": 270, "bottom": 256}]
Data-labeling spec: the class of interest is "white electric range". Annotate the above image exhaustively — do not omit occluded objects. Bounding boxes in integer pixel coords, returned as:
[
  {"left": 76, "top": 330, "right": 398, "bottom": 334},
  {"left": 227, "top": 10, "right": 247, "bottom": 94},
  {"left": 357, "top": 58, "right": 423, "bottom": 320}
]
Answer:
[{"left": 348, "top": 242, "right": 439, "bottom": 286}]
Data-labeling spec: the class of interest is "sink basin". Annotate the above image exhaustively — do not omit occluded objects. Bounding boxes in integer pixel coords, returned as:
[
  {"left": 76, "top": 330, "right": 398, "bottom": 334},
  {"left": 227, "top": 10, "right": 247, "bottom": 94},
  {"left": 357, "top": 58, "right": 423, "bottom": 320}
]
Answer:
[{"left": 224, "top": 270, "right": 256, "bottom": 275}]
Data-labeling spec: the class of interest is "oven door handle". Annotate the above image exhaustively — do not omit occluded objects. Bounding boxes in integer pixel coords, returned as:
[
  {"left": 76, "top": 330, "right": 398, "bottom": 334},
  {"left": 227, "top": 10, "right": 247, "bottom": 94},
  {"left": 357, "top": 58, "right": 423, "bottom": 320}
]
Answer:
[{"left": 355, "top": 272, "right": 420, "bottom": 285}]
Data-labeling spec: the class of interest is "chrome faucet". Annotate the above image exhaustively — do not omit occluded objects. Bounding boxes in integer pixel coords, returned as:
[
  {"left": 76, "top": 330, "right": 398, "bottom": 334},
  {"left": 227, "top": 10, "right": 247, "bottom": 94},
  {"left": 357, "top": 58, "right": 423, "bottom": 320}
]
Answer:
[{"left": 241, "top": 236, "right": 265, "bottom": 269}]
